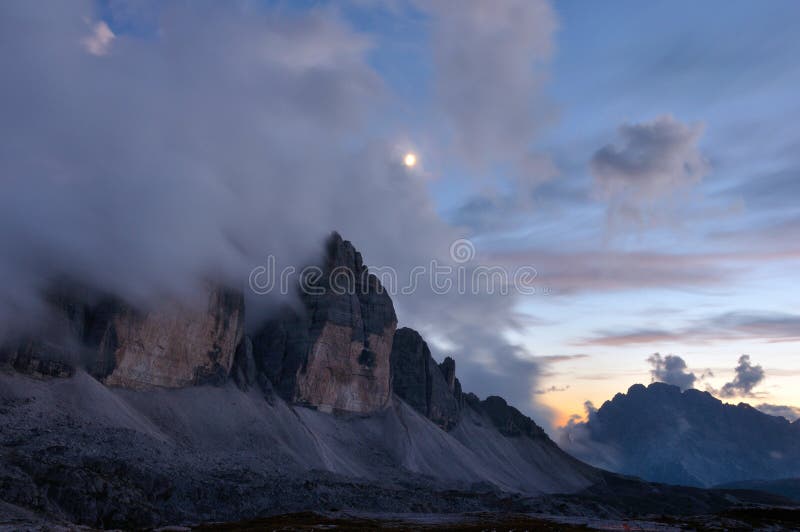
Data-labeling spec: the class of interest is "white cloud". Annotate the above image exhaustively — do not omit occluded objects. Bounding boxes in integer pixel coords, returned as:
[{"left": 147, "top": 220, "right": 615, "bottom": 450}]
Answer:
[
  {"left": 81, "top": 20, "right": 114, "bottom": 56},
  {"left": 420, "top": 0, "right": 557, "bottom": 185},
  {"left": 0, "top": 1, "right": 549, "bottom": 421}
]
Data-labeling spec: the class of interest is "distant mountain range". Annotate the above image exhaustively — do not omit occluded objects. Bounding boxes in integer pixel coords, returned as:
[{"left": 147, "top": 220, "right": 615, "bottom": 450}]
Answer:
[{"left": 560, "top": 381, "right": 800, "bottom": 487}]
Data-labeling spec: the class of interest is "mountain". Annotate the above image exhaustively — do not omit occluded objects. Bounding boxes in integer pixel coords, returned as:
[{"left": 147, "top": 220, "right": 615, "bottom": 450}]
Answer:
[
  {"left": 244, "top": 233, "right": 397, "bottom": 413},
  {"left": 0, "top": 233, "right": 602, "bottom": 528},
  {"left": 0, "top": 284, "right": 244, "bottom": 387},
  {"left": 560, "top": 382, "right": 800, "bottom": 487}
]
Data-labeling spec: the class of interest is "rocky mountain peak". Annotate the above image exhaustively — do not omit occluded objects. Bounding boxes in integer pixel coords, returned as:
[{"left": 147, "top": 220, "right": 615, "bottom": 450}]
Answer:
[
  {"left": 562, "top": 380, "right": 800, "bottom": 487},
  {"left": 390, "top": 327, "right": 462, "bottom": 430},
  {"left": 247, "top": 232, "right": 397, "bottom": 413}
]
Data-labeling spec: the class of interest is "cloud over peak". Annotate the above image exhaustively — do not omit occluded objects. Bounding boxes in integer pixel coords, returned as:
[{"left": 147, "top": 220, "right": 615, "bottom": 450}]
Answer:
[
  {"left": 0, "top": 1, "right": 559, "bottom": 424},
  {"left": 720, "top": 354, "right": 765, "bottom": 398},
  {"left": 647, "top": 353, "right": 697, "bottom": 390}
]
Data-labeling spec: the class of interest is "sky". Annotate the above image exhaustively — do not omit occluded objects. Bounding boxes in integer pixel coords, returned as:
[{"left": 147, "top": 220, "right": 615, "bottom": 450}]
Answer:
[{"left": 2, "top": 0, "right": 799, "bottom": 432}]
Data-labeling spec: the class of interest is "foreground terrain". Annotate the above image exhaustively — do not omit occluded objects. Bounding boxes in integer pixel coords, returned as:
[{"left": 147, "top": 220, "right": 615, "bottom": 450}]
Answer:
[{"left": 1, "top": 371, "right": 795, "bottom": 530}]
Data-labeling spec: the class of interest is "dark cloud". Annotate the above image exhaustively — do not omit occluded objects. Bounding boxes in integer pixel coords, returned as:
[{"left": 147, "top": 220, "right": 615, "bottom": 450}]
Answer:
[
  {"left": 647, "top": 353, "right": 696, "bottom": 391},
  {"left": 591, "top": 115, "right": 709, "bottom": 223},
  {"left": 557, "top": 400, "right": 621, "bottom": 471},
  {"left": 534, "top": 385, "right": 570, "bottom": 395},
  {"left": 579, "top": 311, "right": 800, "bottom": 346},
  {"left": 719, "top": 355, "right": 765, "bottom": 398},
  {"left": 756, "top": 404, "right": 800, "bottom": 422},
  {"left": 448, "top": 175, "right": 591, "bottom": 234}
]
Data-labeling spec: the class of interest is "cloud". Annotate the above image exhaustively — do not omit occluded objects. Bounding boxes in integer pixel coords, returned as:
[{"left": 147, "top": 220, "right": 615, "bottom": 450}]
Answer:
[
  {"left": 535, "top": 353, "right": 589, "bottom": 378},
  {"left": 534, "top": 384, "right": 569, "bottom": 395},
  {"left": 81, "top": 20, "right": 115, "bottom": 56},
  {"left": 493, "top": 248, "right": 739, "bottom": 295},
  {"left": 81, "top": 20, "right": 114, "bottom": 56},
  {"left": 579, "top": 311, "right": 800, "bottom": 346},
  {"left": 0, "top": 1, "right": 384, "bottom": 325},
  {"left": 591, "top": 115, "right": 709, "bottom": 223},
  {"left": 756, "top": 404, "right": 800, "bottom": 422},
  {"left": 420, "top": 0, "right": 557, "bottom": 184},
  {"left": 0, "top": 2, "right": 554, "bottom": 423},
  {"left": 647, "top": 353, "right": 696, "bottom": 390},
  {"left": 538, "top": 354, "right": 590, "bottom": 363},
  {"left": 557, "top": 401, "right": 622, "bottom": 471},
  {"left": 719, "top": 355, "right": 765, "bottom": 398}
]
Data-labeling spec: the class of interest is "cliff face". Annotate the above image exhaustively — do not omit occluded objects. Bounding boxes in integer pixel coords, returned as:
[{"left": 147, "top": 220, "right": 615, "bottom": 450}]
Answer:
[
  {"left": 390, "top": 327, "right": 462, "bottom": 430},
  {"left": 389, "top": 327, "right": 551, "bottom": 443},
  {"left": 248, "top": 232, "right": 397, "bottom": 413},
  {"left": 85, "top": 288, "right": 244, "bottom": 389},
  {"left": 0, "top": 286, "right": 245, "bottom": 389}
]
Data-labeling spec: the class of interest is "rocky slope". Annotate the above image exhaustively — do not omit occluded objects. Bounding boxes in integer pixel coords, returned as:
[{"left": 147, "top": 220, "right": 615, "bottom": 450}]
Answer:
[
  {"left": 560, "top": 382, "right": 800, "bottom": 487},
  {"left": 5, "top": 370, "right": 788, "bottom": 530}
]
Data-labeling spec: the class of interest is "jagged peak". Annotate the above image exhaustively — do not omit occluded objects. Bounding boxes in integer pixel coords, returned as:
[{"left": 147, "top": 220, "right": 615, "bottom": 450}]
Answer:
[
  {"left": 324, "top": 231, "right": 365, "bottom": 275},
  {"left": 391, "top": 326, "right": 549, "bottom": 440}
]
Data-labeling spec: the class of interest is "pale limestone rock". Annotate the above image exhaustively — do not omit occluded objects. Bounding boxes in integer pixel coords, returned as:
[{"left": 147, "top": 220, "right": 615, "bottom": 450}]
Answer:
[
  {"left": 251, "top": 232, "right": 397, "bottom": 414},
  {"left": 295, "top": 323, "right": 394, "bottom": 412},
  {"left": 91, "top": 288, "right": 244, "bottom": 389}
]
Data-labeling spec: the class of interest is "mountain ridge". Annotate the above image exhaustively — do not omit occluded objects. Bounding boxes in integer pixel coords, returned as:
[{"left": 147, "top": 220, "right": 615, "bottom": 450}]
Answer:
[
  {"left": 560, "top": 381, "right": 800, "bottom": 487},
  {"left": 0, "top": 232, "right": 605, "bottom": 527}
]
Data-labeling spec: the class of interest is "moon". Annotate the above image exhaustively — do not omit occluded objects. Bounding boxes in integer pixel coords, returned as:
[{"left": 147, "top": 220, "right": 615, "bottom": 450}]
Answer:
[{"left": 403, "top": 152, "right": 417, "bottom": 167}]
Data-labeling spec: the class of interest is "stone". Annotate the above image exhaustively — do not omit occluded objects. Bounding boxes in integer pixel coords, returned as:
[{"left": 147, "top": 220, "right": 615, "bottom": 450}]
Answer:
[
  {"left": 439, "top": 357, "right": 456, "bottom": 392},
  {"left": 85, "top": 287, "right": 244, "bottom": 389},
  {"left": 2, "top": 284, "right": 245, "bottom": 389},
  {"left": 390, "top": 327, "right": 461, "bottom": 430},
  {"left": 251, "top": 232, "right": 396, "bottom": 413}
]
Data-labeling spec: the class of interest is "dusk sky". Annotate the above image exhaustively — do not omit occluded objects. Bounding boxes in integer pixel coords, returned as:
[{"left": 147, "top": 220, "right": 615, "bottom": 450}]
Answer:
[{"left": 3, "top": 0, "right": 800, "bottom": 431}]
